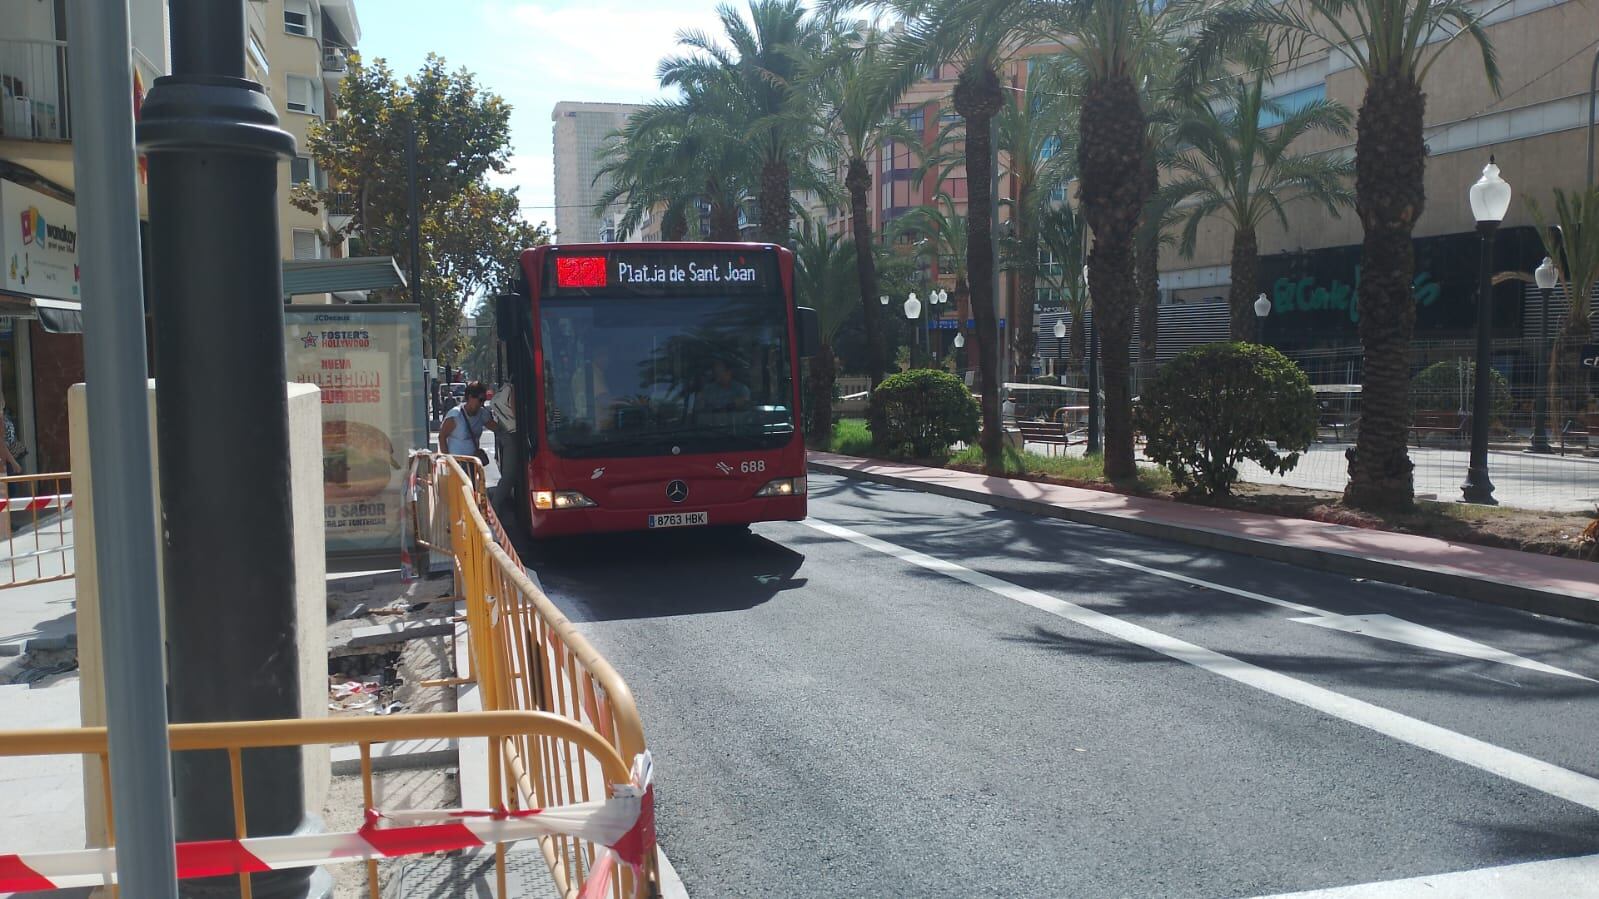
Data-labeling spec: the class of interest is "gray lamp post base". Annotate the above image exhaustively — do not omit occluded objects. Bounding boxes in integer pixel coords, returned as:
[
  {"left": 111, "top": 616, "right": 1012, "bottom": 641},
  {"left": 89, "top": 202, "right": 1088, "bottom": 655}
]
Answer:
[{"left": 1460, "top": 467, "right": 1498, "bottom": 505}]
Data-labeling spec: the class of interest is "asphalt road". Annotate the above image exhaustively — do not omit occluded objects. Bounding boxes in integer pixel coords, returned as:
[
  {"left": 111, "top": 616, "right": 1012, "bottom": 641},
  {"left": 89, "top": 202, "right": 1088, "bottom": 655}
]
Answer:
[{"left": 511, "top": 473, "right": 1599, "bottom": 898}]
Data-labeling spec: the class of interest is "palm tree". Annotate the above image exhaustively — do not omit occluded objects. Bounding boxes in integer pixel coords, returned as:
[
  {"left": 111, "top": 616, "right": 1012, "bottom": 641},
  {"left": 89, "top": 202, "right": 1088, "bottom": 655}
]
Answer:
[
  {"left": 1188, "top": 0, "right": 1501, "bottom": 510},
  {"left": 1037, "top": 202, "right": 1089, "bottom": 367},
  {"left": 995, "top": 63, "right": 1076, "bottom": 383},
  {"left": 596, "top": 92, "right": 755, "bottom": 241},
  {"left": 1528, "top": 187, "right": 1599, "bottom": 430},
  {"left": 1161, "top": 72, "right": 1355, "bottom": 341},
  {"left": 812, "top": 25, "right": 921, "bottom": 387},
  {"left": 659, "top": 0, "right": 829, "bottom": 244},
  {"left": 1032, "top": 0, "right": 1202, "bottom": 481},
  {"left": 793, "top": 216, "right": 861, "bottom": 442},
  {"left": 841, "top": 0, "right": 1038, "bottom": 473}
]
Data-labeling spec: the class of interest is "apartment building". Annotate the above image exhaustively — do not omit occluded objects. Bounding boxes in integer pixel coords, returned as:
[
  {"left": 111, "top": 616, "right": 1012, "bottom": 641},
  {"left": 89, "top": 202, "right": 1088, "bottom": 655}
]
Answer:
[
  {"left": 551, "top": 101, "right": 643, "bottom": 244},
  {"left": 0, "top": 0, "right": 170, "bottom": 472},
  {"left": 247, "top": 0, "right": 361, "bottom": 303}
]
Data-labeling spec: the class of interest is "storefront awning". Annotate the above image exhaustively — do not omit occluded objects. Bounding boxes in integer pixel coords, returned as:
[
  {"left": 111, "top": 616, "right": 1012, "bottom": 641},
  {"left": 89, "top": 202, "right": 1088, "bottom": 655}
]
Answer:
[
  {"left": 0, "top": 293, "right": 83, "bottom": 333},
  {"left": 282, "top": 256, "right": 407, "bottom": 298}
]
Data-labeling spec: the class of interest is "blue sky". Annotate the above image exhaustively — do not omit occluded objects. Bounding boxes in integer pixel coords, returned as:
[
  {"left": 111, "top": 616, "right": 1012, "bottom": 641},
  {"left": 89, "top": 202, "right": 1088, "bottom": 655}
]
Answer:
[{"left": 359, "top": 0, "right": 730, "bottom": 230}]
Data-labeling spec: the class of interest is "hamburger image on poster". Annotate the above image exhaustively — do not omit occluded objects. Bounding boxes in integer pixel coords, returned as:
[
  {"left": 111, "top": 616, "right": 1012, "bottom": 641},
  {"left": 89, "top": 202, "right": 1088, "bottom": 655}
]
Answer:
[{"left": 317, "top": 349, "right": 398, "bottom": 504}]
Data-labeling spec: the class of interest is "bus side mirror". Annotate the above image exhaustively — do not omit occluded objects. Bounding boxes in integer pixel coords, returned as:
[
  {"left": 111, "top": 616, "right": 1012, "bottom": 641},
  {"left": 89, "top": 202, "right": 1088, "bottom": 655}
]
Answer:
[
  {"left": 796, "top": 306, "right": 820, "bottom": 358},
  {"left": 494, "top": 294, "right": 519, "bottom": 341}
]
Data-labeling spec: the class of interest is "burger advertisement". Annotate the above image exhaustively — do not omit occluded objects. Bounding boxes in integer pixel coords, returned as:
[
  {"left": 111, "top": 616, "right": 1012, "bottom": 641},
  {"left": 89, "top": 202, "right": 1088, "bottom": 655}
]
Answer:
[{"left": 286, "top": 307, "right": 425, "bottom": 554}]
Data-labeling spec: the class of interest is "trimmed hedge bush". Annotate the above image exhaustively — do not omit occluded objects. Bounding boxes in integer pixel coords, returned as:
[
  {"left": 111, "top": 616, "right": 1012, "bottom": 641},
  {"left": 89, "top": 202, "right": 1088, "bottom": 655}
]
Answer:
[
  {"left": 867, "top": 369, "right": 979, "bottom": 459},
  {"left": 1136, "top": 342, "right": 1317, "bottom": 496}
]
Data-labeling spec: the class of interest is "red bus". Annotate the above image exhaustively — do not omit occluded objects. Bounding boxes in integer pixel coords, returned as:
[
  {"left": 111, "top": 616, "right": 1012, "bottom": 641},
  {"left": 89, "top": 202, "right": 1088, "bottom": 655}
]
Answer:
[{"left": 494, "top": 243, "right": 817, "bottom": 538}]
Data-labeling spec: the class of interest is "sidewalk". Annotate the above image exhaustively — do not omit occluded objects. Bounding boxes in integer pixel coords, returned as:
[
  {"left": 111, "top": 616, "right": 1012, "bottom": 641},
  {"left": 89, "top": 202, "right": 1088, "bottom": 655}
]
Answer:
[{"left": 808, "top": 452, "right": 1599, "bottom": 624}]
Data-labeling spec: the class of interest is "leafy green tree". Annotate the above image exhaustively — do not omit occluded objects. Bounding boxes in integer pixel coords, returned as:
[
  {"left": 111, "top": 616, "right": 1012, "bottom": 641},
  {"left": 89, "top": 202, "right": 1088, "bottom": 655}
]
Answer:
[
  {"left": 811, "top": 25, "right": 920, "bottom": 387},
  {"left": 868, "top": 369, "right": 981, "bottom": 459},
  {"left": 1189, "top": 0, "right": 1501, "bottom": 510},
  {"left": 1161, "top": 71, "right": 1354, "bottom": 341},
  {"left": 659, "top": 0, "right": 831, "bottom": 244},
  {"left": 299, "top": 54, "right": 540, "bottom": 366},
  {"left": 794, "top": 216, "right": 860, "bottom": 441}
]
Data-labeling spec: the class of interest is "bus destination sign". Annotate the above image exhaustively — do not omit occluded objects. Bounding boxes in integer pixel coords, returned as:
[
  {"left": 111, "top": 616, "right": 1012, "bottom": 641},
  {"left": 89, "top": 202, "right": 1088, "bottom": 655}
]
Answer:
[{"left": 546, "top": 248, "right": 777, "bottom": 297}]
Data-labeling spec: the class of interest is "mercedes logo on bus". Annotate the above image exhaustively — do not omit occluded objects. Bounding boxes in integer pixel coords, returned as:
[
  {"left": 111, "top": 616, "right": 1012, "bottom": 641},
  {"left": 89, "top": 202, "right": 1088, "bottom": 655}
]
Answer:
[{"left": 666, "top": 480, "right": 689, "bottom": 503}]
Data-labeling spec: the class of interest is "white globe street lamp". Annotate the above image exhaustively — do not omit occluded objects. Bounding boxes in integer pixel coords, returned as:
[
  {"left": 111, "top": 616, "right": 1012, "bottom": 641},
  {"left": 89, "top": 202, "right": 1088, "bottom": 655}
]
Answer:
[
  {"left": 953, "top": 332, "right": 965, "bottom": 348},
  {"left": 1530, "top": 256, "right": 1560, "bottom": 453},
  {"left": 1253, "top": 292, "right": 1271, "bottom": 318},
  {"left": 1462, "top": 157, "right": 1511, "bottom": 503},
  {"left": 880, "top": 294, "right": 889, "bottom": 306}
]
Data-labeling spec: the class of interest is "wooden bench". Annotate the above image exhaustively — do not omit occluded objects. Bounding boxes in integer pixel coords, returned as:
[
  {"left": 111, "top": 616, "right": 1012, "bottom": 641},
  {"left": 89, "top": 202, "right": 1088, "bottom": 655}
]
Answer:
[
  {"left": 1318, "top": 412, "right": 1356, "bottom": 443},
  {"left": 1410, "top": 410, "right": 1469, "bottom": 446},
  {"left": 1014, "top": 417, "right": 1079, "bottom": 455},
  {"left": 1559, "top": 412, "right": 1598, "bottom": 456}
]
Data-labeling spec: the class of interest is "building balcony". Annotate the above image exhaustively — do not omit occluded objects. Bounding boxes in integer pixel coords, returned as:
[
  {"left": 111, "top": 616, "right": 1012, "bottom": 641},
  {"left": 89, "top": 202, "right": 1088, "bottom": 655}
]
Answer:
[
  {"left": 322, "top": 46, "right": 350, "bottom": 80},
  {"left": 0, "top": 39, "right": 71, "bottom": 143},
  {"left": 326, "top": 190, "right": 355, "bottom": 227}
]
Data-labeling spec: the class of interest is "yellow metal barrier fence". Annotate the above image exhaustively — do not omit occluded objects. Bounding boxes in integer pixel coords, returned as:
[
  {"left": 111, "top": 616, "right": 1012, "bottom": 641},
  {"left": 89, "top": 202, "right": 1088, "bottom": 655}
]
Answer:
[
  {"left": 422, "top": 454, "right": 656, "bottom": 898},
  {"left": 0, "top": 472, "right": 74, "bottom": 588},
  {"left": 0, "top": 710, "right": 631, "bottom": 897}
]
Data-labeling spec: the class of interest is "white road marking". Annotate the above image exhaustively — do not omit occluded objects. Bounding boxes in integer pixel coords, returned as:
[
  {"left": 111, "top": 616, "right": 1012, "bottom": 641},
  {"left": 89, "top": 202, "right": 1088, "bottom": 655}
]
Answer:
[
  {"left": 1293, "top": 613, "right": 1595, "bottom": 682},
  {"left": 1101, "top": 557, "right": 1594, "bottom": 683},
  {"left": 1248, "top": 852, "right": 1599, "bottom": 897},
  {"left": 805, "top": 518, "right": 1599, "bottom": 814}
]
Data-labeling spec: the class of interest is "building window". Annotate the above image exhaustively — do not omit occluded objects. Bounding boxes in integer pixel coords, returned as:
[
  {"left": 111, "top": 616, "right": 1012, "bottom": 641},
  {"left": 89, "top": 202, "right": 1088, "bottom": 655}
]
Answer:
[
  {"left": 248, "top": 32, "right": 270, "bottom": 74},
  {"left": 292, "top": 229, "right": 320, "bottom": 260},
  {"left": 285, "top": 0, "right": 313, "bottom": 37},
  {"left": 285, "top": 75, "right": 322, "bottom": 116},
  {"left": 291, "top": 156, "right": 312, "bottom": 185},
  {"left": 939, "top": 109, "right": 962, "bottom": 125},
  {"left": 903, "top": 108, "right": 924, "bottom": 135},
  {"left": 1260, "top": 83, "right": 1326, "bottom": 128}
]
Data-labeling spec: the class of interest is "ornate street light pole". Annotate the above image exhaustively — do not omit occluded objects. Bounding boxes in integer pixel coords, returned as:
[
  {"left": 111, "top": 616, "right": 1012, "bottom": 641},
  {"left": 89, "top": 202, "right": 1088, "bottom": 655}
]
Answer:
[
  {"left": 1461, "top": 158, "right": 1511, "bottom": 505},
  {"left": 1529, "top": 257, "right": 1559, "bottom": 454}
]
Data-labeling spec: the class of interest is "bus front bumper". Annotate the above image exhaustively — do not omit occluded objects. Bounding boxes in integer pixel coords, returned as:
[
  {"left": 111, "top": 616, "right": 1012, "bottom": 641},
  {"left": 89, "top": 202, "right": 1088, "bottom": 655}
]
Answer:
[{"left": 530, "top": 495, "right": 807, "bottom": 538}]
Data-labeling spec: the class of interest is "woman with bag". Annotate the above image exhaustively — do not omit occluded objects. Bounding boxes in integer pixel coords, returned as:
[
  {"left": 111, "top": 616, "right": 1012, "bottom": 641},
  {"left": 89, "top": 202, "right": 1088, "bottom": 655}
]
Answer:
[{"left": 437, "top": 380, "right": 495, "bottom": 468}]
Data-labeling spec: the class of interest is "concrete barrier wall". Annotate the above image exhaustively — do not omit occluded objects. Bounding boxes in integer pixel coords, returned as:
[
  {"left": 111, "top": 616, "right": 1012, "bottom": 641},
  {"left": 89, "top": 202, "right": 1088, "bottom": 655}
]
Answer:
[{"left": 70, "top": 382, "right": 328, "bottom": 847}]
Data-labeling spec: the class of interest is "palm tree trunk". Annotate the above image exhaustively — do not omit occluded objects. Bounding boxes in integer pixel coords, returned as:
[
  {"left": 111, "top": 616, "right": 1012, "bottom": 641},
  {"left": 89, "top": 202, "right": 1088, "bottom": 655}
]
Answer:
[
  {"left": 807, "top": 344, "right": 837, "bottom": 446},
  {"left": 847, "top": 158, "right": 887, "bottom": 387},
  {"left": 955, "top": 67, "right": 1006, "bottom": 473},
  {"left": 1070, "top": 304, "right": 1086, "bottom": 369},
  {"left": 663, "top": 203, "right": 689, "bottom": 242},
  {"left": 1078, "top": 75, "right": 1150, "bottom": 481},
  {"left": 1343, "top": 73, "right": 1425, "bottom": 511},
  {"left": 760, "top": 158, "right": 791, "bottom": 244},
  {"left": 1228, "top": 226, "right": 1260, "bottom": 341},
  {"left": 1136, "top": 228, "right": 1160, "bottom": 386},
  {"left": 1011, "top": 226, "right": 1039, "bottom": 384},
  {"left": 708, "top": 181, "right": 740, "bottom": 241},
  {"left": 1136, "top": 154, "right": 1161, "bottom": 388}
]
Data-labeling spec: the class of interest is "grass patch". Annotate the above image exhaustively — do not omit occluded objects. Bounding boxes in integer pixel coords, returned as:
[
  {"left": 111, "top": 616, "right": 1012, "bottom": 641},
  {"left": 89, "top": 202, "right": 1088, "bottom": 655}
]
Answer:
[
  {"left": 829, "top": 419, "right": 873, "bottom": 456},
  {"left": 949, "top": 445, "right": 1172, "bottom": 493}
]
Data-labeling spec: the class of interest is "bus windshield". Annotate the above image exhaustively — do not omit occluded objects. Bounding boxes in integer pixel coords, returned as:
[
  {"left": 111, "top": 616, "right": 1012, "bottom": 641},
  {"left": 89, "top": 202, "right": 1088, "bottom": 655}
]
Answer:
[{"left": 539, "top": 292, "right": 795, "bottom": 458}]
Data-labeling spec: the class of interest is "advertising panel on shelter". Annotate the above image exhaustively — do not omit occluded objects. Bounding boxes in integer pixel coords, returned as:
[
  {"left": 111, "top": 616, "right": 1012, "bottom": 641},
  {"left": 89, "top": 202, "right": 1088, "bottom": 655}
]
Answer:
[{"left": 286, "top": 305, "right": 425, "bottom": 554}]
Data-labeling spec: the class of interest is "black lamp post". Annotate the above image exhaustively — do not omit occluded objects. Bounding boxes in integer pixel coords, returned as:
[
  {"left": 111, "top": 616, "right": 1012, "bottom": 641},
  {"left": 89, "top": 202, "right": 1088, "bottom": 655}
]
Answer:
[
  {"left": 1461, "top": 157, "right": 1511, "bottom": 505},
  {"left": 1053, "top": 318, "right": 1067, "bottom": 383},
  {"left": 1254, "top": 292, "right": 1271, "bottom": 344},
  {"left": 1529, "top": 256, "right": 1559, "bottom": 454}
]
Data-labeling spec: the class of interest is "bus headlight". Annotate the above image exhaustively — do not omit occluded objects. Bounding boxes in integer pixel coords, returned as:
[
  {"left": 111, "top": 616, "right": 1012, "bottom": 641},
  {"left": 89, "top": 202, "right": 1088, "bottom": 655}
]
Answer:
[
  {"left": 755, "top": 476, "right": 806, "bottom": 497},
  {"left": 534, "top": 490, "right": 598, "bottom": 510}
]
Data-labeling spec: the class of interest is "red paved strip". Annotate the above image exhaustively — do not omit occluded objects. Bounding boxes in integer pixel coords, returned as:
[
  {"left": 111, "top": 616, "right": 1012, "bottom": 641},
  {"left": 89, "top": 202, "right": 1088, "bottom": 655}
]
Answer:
[{"left": 808, "top": 452, "right": 1599, "bottom": 604}]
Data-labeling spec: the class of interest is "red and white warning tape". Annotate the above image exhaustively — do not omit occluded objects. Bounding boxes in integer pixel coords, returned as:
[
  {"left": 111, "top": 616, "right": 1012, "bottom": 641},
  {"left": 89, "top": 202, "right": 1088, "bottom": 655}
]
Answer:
[
  {"left": 3, "top": 493, "right": 71, "bottom": 514},
  {"left": 0, "top": 752, "right": 654, "bottom": 892}
]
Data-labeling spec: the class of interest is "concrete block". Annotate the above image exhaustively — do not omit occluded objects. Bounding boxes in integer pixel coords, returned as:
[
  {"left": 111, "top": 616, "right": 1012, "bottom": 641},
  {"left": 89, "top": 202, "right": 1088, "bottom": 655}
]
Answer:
[
  {"left": 329, "top": 738, "right": 458, "bottom": 775},
  {"left": 72, "top": 382, "right": 329, "bottom": 849},
  {"left": 347, "top": 618, "right": 454, "bottom": 648}
]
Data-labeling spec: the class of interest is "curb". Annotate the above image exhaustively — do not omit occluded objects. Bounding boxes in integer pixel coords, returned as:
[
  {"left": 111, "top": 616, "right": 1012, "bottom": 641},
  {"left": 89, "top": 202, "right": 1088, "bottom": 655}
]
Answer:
[{"left": 808, "top": 460, "right": 1599, "bottom": 626}]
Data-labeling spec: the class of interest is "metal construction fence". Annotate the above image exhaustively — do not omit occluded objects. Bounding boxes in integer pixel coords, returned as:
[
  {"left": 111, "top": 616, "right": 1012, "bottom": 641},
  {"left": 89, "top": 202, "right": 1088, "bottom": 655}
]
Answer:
[
  {"left": 0, "top": 472, "right": 75, "bottom": 588},
  {"left": 416, "top": 452, "right": 657, "bottom": 897},
  {"left": 0, "top": 711, "right": 646, "bottom": 897}
]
